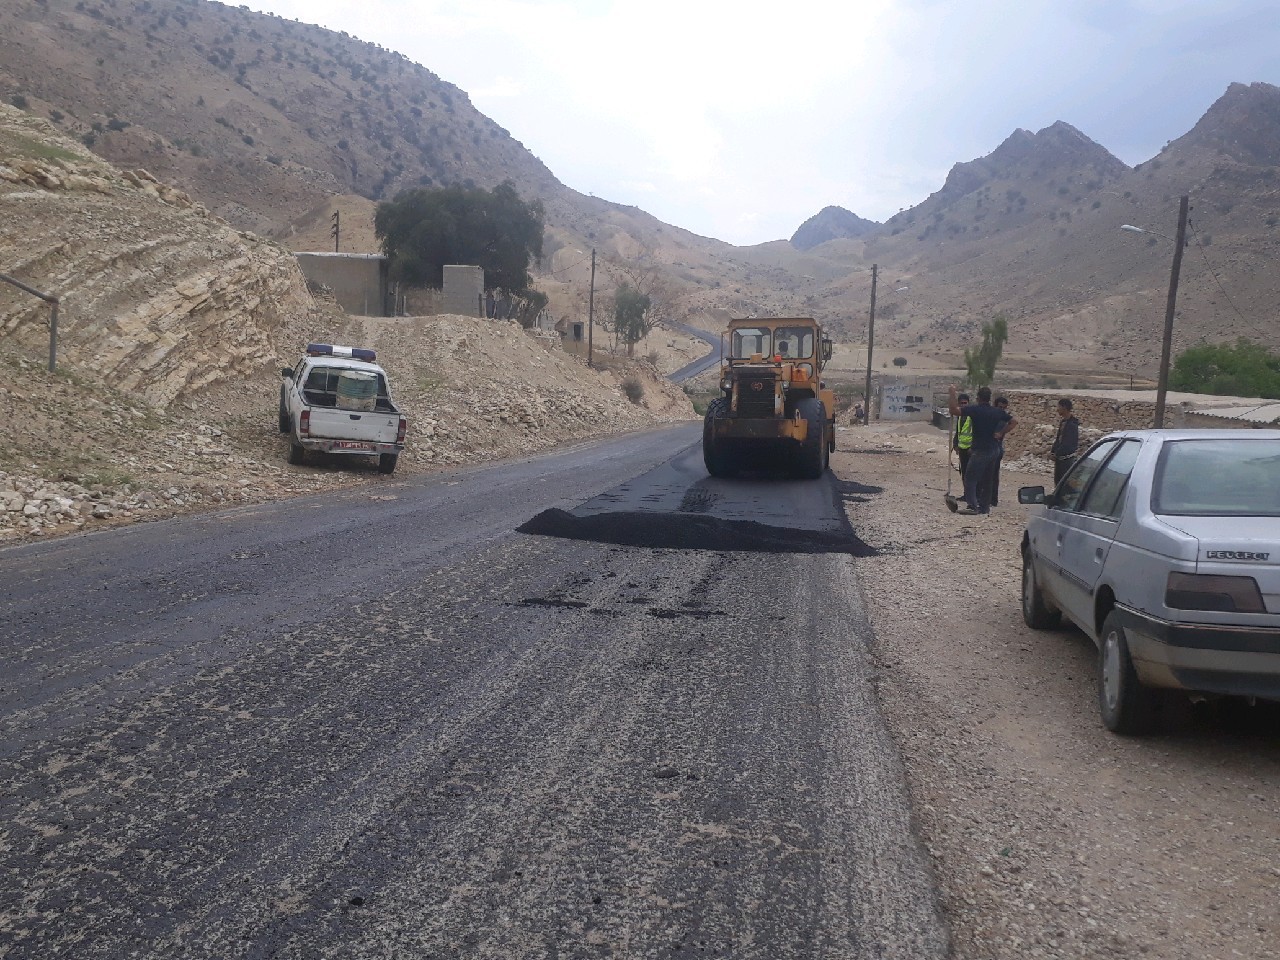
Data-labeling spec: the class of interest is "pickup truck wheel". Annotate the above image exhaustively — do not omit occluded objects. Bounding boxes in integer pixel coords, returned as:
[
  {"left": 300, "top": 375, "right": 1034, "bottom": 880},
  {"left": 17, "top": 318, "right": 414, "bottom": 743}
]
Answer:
[
  {"left": 377, "top": 453, "right": 398, "bottom": 474},
  {"left": 1098, "top": 610, "right": 1159, "bottom": 735},
  {"left": 278, "top": 386, "right": 291, "bottom": 433},
  {"left": 1021, "top": 551, "right": 1060, "bottom": 629},
  {"left": 287, "top": 441, "right": 306, "bottom": 466},
  {"left": 795, "top": 398, "right": 826, "bottom": 480}
]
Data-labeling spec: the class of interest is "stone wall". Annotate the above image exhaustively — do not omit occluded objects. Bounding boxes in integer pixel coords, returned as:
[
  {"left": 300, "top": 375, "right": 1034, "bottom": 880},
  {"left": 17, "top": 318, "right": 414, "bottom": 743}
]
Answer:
[
  {"left": 998, "top": 390, "right": 1244, "bottom": 465},
  {"left": 294, "top": 253, "right": 388, "bottom": 316}
]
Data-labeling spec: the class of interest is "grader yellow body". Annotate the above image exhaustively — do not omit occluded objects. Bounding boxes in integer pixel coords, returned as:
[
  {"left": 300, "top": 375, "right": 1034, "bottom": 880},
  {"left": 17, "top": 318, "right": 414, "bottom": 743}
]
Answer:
[{"left": 702, "top": 317, "right": 836, "bottom": 479}]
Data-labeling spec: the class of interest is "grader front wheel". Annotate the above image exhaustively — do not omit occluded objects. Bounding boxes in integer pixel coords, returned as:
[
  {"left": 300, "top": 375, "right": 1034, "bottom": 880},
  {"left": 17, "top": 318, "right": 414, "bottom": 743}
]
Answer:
[
  {"left": 795, "top": 398, "right": 828, "bottom": 480},
  {"left": 702, "top": 398, "right": 736, "bottom": 478}
]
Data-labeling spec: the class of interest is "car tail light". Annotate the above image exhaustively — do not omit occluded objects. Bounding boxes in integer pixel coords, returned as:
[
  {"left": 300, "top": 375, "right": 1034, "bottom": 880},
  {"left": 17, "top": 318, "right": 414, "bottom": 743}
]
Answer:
[
  {"left": 299, "top": 410, "right": 310, "bottom": 437},
  {"left": 1165, "top": 572, "right": 1265, "bottom": 613},
  {"left": 396, "top": 417, "right": 407, "bottom": 443}
]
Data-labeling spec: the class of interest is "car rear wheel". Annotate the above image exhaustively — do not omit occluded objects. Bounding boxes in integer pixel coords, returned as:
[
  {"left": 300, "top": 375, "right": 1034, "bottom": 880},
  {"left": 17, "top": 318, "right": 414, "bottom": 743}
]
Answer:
[
  {"left": 1099, "top": 610, "right": 1159, "bottom": 735},
  {"left": 287, "top": 441, "right": 306, "bottom": 466},
  {"left": 1021, "top": 551, "right": 1060, "bottom": 629},
  {"left": 377, "top": 453, "right": 398, "bottom": 474}
]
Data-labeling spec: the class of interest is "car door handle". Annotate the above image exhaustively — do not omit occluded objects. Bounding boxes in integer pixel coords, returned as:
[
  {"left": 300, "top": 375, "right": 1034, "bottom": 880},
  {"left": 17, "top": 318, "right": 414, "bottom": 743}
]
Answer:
[{"left": 1095, "top": 547, "right": 1104, "bottom": 562}]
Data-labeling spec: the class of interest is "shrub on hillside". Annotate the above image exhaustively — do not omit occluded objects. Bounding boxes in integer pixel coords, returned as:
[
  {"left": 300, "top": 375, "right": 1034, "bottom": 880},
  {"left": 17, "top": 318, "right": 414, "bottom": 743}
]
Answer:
[{"left": 621, "top": 378, "right": 644, "bottom": 405}]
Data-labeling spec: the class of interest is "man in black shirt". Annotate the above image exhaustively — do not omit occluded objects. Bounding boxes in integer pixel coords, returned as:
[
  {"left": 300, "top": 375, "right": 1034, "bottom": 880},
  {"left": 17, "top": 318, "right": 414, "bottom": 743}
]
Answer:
[
  {"left": 948, "top": 384, "right": 1017, "bottom": 515},
  {"left": 1050, "top": 398, "right": 1080, "bottom": 486}
]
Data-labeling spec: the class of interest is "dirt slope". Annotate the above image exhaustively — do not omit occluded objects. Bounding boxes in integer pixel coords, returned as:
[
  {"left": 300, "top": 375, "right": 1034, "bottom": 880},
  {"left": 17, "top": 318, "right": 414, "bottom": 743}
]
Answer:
[{"left": 838, "top": 423, "right": 1280, "bottom": 960}]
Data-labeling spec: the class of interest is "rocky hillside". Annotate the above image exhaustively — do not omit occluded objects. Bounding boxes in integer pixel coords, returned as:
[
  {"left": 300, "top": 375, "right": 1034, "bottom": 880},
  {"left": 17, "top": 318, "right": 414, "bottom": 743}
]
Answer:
[
  {"left": 7, "top": 0, "right": 1280, "bottom": 383},
  {"left": 0, "top": 103, "right": 312, "bottom": 404},
  {"left": 0, "top": 0, "right": 748, "bottom": 329},
  {"left": 0, "top": 106, "right": 695, "bottom": 544}
]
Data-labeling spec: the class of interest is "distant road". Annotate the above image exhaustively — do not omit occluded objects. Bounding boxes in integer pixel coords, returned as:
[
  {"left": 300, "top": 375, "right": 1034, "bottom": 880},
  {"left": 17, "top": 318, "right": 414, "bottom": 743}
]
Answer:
[
  {"left": 667, "top": 320, "right": 723, "bottom": 383},
  {"left": 1, "top": 425, "right": 947, "bottom": 959}
]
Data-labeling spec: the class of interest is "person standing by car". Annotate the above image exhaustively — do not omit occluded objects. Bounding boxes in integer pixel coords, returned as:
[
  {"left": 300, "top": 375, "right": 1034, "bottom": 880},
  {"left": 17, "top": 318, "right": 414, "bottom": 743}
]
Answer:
[
  {"left": 992, "top": 396, "right": 1010, "bottom": 506},
  {"left": 952, "top": 392, "right": 973, "bottom": 506},
  {"left": 948, "top": 385, "right": 1016, "bottom": 514},
  {"left": 1050, "top": 398, "right": 1080, "bottom": 486}
]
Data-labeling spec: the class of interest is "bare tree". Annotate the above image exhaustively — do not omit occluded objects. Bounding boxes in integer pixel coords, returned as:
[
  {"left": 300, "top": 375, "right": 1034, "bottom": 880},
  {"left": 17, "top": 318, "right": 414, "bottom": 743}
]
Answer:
[{"left": 599, "top": 255, "right": 677, "bottom": 357}]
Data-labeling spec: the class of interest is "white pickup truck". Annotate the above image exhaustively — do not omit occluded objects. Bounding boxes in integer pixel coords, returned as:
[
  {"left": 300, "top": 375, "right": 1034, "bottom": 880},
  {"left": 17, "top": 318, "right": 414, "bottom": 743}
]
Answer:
[{"left": 279, "top": 343, "right": 407, "bottom": 474}]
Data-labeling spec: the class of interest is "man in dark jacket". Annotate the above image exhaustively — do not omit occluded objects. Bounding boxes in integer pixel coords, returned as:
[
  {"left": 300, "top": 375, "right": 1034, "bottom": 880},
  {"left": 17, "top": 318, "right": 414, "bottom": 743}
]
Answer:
[
  {"left": 992, "top": 396, "right": 1010, "bottom": 506},
  {"left": 1050, "top": 398, "right": 1080, "bottom": 486}
]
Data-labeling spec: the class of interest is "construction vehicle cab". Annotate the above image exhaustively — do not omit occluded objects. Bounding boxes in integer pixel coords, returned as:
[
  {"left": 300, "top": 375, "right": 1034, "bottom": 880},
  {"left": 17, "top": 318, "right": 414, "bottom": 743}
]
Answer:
[{"left": 703, "top": 317, "right": 836, "bottom": 479}]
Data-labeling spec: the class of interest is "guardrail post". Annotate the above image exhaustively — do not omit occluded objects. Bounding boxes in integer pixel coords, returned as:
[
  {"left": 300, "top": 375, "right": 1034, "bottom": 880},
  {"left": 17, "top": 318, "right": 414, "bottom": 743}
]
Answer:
[{"left": 0, "top": 272, "right": 60, "bottom": 371}]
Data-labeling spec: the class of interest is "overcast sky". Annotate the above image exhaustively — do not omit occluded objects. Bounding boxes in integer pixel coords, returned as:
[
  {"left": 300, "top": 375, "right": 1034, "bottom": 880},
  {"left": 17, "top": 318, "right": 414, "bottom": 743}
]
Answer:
[{"left": 245, "top": 0, "right": 1280, "bottom": 246}]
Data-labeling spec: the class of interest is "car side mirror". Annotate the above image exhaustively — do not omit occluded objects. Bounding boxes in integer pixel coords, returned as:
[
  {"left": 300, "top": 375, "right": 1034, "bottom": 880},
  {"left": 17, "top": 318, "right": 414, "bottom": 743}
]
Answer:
[
  {"left": 282, "top": 367, "right": 294, "bottom": 379},
  {"left": 821, "top": 338, "right": 833, "bottom": 361},
  {"left": 1018, "top": 485, "right": 1047, "bottom": 505}
]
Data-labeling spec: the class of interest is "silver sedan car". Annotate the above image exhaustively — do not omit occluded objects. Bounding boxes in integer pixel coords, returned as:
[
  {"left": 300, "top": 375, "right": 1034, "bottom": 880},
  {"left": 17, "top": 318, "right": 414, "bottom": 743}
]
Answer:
[{"left": 1018, "top": 429, "right": 1280, "bottom": 734}]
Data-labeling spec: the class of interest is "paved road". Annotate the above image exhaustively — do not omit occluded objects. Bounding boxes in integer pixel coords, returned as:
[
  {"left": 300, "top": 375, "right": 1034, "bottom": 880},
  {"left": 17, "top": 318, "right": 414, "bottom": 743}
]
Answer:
[
  {"left": 666, "top": 322, "right": 723, "bottom": 383},
  {"left": 0, "top": 425, "right": 948, "bottom": 959}
]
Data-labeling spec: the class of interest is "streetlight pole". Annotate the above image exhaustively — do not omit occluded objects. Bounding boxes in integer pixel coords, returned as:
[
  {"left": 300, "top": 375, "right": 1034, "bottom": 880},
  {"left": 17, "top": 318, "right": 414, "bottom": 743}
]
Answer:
[
  {"left": 587, "top": 248, "right": 596, "bottom": 368},
  {"left": 1120, "top": 194, "right": 1189, "bottom": 428},
  {"left": 864, "top": 263, "right": 877, "bottom": 423}
]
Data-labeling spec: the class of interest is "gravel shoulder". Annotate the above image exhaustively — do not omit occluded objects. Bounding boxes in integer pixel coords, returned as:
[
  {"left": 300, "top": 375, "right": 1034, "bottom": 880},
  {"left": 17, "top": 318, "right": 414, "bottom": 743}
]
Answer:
[{"left": 833, "top": 421, "right": 1280, "bottom": 960}]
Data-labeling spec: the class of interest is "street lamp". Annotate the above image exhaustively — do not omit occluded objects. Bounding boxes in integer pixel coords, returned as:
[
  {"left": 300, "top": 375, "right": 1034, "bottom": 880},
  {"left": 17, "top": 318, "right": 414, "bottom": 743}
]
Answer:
[{"left": 1119, "top": 194, "right": 1189, "bottom": 428}]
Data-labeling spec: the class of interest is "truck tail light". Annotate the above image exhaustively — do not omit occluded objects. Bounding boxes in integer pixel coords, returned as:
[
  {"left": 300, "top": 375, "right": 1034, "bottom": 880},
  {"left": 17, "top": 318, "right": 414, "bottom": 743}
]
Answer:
[
  {"left": 1165, "top": 572, "right": 1265, "bottom": 613},
  {"left": 396, "top": 417, "right": 407, "bottom": 443},
  {"left": 299, "top": 410, "right": 310, "bottom": 437}
]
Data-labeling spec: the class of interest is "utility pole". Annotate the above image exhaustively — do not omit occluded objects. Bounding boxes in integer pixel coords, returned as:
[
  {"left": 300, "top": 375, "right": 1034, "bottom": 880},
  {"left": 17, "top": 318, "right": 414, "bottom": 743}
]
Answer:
[
  {"left": 330, "top": 210, "right": 340, "bottom": 252},
  {"left": 587, "top": 248, "right": 596, "bottom": 368},
  {"left": 1154, "top": 195, "right": 1189, "bottom": 428},
  {"left": 863, "top": 263, "right": 878, "bottom": 423}
]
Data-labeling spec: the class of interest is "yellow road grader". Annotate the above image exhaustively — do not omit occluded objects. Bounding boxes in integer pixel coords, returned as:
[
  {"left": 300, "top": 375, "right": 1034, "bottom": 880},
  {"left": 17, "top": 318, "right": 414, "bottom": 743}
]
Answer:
[{"left": 702, "top": 317, "right": 836, "bottom": 479}]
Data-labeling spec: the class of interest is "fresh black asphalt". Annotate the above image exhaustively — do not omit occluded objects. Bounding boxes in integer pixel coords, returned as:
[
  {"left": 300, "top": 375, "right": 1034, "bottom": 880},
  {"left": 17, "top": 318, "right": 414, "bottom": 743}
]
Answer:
[{"left": 0, "top": 424, "right": 948, "bottom": 959}]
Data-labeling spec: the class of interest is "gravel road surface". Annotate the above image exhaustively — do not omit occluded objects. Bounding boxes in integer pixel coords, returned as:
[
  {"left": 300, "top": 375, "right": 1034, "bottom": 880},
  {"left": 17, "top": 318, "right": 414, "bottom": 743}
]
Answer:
[
  {"left": 837, "top": 421, "right": 1280, "bottom": 960},
  {"left": 1, "top": 425, "right": 947, "bottom": 959}
]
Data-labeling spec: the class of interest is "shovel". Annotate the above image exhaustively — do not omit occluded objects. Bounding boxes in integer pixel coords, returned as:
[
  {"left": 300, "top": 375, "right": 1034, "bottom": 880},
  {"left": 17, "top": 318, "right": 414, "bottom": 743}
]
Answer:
[{"left": 944, "top": 440, "right": 960, "bottom": 512}]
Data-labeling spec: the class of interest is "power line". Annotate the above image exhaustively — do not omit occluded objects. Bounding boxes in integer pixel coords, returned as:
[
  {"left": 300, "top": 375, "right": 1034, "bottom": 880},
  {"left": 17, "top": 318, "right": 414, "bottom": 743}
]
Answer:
[
  {"left": 541, "top": 252, "right": 593, "bottom": 278},
  {"left": 1186, "top": 218, "right": 1275, "bottom": 344}
]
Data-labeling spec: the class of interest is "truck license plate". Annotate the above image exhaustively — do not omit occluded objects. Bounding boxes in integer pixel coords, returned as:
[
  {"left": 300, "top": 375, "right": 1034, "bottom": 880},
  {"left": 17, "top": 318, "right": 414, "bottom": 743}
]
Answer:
[{"left": 334, "top": 441, "right": 373, "bottom": 450}]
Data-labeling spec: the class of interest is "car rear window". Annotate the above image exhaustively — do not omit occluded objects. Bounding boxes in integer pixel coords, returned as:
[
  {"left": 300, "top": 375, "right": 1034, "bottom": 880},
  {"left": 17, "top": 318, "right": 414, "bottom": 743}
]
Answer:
[{"left": 1153, "top": 438, "right": 1280, "bottom": 516}]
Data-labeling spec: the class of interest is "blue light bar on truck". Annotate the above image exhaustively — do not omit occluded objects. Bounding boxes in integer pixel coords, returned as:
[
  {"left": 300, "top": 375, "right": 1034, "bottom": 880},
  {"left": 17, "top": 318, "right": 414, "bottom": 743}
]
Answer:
[{"left": 306, "top": 343, "right": 377, "bottom": 362}]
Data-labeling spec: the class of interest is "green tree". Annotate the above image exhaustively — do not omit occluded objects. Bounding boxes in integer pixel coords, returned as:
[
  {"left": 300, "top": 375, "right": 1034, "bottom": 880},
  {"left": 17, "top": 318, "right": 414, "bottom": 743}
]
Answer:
[
  {"left": 964, "top": 314, "right": 1009, "bottom": 387},
  {"left": 1170, "top": 338, "right": 1280, "bottom": 398},
  {"left": 374, "top": 180, "right": 544, "bottom": 295},
  {"left": 610, "top": 282, "right": 652, "bottom": 357}
]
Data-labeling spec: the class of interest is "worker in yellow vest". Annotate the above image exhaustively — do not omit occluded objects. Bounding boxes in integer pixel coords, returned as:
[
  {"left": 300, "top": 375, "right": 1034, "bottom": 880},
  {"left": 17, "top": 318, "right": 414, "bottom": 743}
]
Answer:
[{"left": 953, "top": 392, "right": 974, "bottom": 509}]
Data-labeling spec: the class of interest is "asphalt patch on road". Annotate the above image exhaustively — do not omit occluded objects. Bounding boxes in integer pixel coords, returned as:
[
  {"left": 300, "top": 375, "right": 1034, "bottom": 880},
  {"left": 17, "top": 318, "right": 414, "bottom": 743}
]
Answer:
[{"left": 517, "top": 508, "right": 878, "bottom": 556}]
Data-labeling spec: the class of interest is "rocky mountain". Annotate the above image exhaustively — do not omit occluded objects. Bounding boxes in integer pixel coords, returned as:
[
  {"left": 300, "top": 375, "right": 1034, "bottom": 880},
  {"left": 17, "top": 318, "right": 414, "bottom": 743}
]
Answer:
[
  {"left": 796, "top": 98, "right": 1280, "bottom": 380},
  {"left": 790, "top": 206, "right": 879, "bottom": 251},
  {"left": 1173, "top": 81, "right": 1280, "bottom": 166}
]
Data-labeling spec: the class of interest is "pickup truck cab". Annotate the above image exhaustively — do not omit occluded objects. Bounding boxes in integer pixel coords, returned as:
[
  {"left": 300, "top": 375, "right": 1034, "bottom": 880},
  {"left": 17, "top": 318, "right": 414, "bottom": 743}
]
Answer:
[
  {"left": 280, "top": 343, "right": 407, "bottom": 474},
  {"left": 1019, "top": 429, "right": 1280, "bottom": 733}
]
